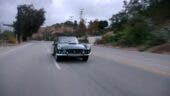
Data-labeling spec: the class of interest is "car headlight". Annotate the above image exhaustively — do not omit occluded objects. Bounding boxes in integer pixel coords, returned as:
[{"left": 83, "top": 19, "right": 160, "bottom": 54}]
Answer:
[
  {"left": 84, "top": 44, "right": 91, "bottom": 50},
  {"left": 57, "top": 45, "right": 62, "bottom": 50}
]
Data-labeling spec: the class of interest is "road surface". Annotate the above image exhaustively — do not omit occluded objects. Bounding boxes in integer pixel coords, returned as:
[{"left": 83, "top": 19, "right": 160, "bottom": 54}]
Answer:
[{"left": 0, "top": 41, "right": 170, "bottom": 96}]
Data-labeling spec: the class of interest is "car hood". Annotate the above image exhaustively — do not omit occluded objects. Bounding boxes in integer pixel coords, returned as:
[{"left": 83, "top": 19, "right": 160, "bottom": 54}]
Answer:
[{"left": 59, "top": 43, "right": 86, "bottom": 49}]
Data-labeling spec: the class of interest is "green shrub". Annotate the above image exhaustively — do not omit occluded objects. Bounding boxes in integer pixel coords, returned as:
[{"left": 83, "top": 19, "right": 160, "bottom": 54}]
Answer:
[
  {"left": 94, "top": 39, "right": 105, "bottom": 44},
  {"left": 102, "top": 32, "right": 114, "bottom": 43},
  {"left": 111, "top": 32, "right": 126, "bottom": 46},
  {"left": 112, "top": 16, "right": 154, "bottom": 47},
  {"left": 1, "top": 31, "right": 17, "bottom": 44},
  {"left": 94, "top": 32, "right": 114, "bottom": 44},
  {"left": 8, "top": 36, "right": 17, "bottom": 44},
  {"left": 145, "top": 31, "right": 167, "bottom": 46}
]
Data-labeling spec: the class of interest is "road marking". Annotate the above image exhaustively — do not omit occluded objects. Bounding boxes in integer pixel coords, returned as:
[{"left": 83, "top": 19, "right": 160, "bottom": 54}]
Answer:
[
  {"left": 132, "top": 63, "right": 170, "bottom": 77},
  {"left": 47, "top": 44, "right": 61, "bottom": 70},
  {"left": 52, "top": 57, "right": 61, "bottom": 70},
  {"left": 47, "top": 48, "right": 50, "bottom": 53},
  {"left": 0, "top": 43, "right": 32, "bottom": 56}
]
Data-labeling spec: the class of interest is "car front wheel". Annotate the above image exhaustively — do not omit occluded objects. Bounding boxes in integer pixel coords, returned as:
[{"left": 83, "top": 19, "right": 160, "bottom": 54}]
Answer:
[
  {"left": 56, "top": 56, "right": 62, "bottom": 62},
  {"left": 52, "top": 52, "right": 55, "bottom": 56}
]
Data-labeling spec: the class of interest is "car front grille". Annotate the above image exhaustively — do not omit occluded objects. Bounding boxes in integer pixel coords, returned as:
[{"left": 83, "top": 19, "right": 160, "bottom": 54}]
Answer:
[{"left": 66, "top": 49, "right": 83, "bottom": 54}]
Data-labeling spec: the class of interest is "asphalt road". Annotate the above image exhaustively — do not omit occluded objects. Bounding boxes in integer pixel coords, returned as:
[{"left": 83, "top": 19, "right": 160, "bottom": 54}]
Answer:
[{"left": 0, "top": 41, "right": 170, "bottom": 96}]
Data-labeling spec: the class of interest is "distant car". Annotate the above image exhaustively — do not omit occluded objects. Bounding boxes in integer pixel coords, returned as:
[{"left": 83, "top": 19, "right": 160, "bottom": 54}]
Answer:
[{"left": 52, "top": 36, "right": 91, "bottom": 62}]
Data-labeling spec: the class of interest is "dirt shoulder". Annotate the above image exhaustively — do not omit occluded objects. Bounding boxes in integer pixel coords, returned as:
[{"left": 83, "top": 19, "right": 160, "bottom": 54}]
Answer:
[
  {"left": 95, "top": 43, "right": 170, "bottom": 55},
  {"left": 148, "top": 43, "right": 170, "bottom": 55},
  {"left": 0, "top": 42, "right": 28, "bottom": 54}
]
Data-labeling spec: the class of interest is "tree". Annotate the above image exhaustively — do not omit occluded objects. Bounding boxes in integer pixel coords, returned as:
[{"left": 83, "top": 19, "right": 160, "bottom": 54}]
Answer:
[
  {"left": 76, "top": 20, "right": 86, "bottom": 37},
  {"left": 98, "top": 21, "right": 108, "bottom": 30},
  {"left": 123, "top": 0, "right": 170, "bottom": 24},
  {"left": 110, "top": 0, "right": 146, "bottom": 32},
  {"left": 110, "top": 11, "right": 128, "bottom": 32},
  {"left": 73, "top": 20, "right": 78, "bottom": 34},
  {"left": 14, "top": 4, "right": 45, "bottom": 42},
  {"left": 87, "top": 20, "right": 99, "bottom": 35},
  {"left": 125, "top": 0, "right": 143, "bottom": 16},
  {"left": 108, "top": 0, "right": 170, "bottom": 47},
  {"left": 142, "top": 0, "right": 170, "bottom": 23},
  {"left": 87, "top": 20, "right": 108, "bottom": 35},
  {"left": 64, "top": 21, "right": 74, "bottom": 27}
]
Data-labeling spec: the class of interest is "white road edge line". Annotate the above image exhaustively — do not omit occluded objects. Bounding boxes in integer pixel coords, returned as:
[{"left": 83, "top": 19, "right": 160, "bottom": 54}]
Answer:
[
  {"left": 0, "top": 43, "right": 32, "bottom": 56},
  {"left": 47, "top": 48, "right": 50, "bottom": 53},
  {"left": 46, "top": 45, "right": 61, "bottom": 70},
  {"left": 52, "top": 57, "right": 61, "bottom": 70}
]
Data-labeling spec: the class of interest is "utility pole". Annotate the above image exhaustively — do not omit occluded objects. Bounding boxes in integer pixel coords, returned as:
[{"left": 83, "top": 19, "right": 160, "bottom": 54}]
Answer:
[
  {"left": 80, "top": 9, "right": 84, "bottom": 21},
  {"left": 79, "top": 9, "right": 88, "bottom": 37},
  {"left": 0, "top": 23, "right": 2, "bottom": 33}
]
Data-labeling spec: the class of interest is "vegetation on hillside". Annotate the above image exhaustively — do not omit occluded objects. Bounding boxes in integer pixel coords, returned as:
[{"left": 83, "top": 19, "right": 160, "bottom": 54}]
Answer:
[
  {"left": 11, "top": 0, "right": 170, "bottom": 49},
  {"left": 97, "top": 0, "right": 170, "bottom": 50},
  {"left": 87, "top": 20, "right": 108, "bottom": 35}
]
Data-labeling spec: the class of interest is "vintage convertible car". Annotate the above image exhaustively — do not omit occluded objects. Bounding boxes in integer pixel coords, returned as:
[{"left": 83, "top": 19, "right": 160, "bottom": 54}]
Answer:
[{"left": 52, "top": 36, "right": 91, "bottom": 62}]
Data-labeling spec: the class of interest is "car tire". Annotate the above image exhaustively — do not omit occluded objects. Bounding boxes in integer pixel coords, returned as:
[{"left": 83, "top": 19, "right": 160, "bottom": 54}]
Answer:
[
  {"left": 52, "top": 49, "right": 56, "bottom": 56},
  {"left": 52, "top": 52, "right": 55, "bottom": 56},
  {"left": 56, "top": 56, "right": 62, "bottom": 62},
  {"left": 82, "top": 56, "right": 89, "bottom": 62}
]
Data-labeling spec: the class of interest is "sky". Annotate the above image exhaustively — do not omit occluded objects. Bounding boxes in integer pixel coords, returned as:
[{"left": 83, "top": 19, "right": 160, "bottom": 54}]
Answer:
[{"left": 0, "top": 0, "right": 125, "bottom": 29}]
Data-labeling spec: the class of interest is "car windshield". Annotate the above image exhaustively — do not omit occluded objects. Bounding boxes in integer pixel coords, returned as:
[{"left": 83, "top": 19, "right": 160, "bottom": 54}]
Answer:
[{"left": 58, "top": 37, "right": 79, "bottom": 44}]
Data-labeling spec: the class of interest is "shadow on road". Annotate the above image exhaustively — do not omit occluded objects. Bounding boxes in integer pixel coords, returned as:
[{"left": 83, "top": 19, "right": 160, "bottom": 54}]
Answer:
[{"left": 56, "top": 57, "right": 88, "bottom": 64}]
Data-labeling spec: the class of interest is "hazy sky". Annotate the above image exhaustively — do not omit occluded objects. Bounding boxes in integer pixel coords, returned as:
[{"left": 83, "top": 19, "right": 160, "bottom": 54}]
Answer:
[{"left": 0, "top": 0, "right": 124, "bottom": 27}]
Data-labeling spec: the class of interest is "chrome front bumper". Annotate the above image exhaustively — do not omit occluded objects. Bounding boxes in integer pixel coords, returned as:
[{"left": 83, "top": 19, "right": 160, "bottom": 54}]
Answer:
[{"left": 56, "top": 53, "right": 91, "bottom": 57}]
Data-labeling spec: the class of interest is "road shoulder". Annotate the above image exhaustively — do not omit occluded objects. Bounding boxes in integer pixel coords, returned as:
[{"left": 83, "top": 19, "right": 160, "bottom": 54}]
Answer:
[
  {"left": 0, "top": 42, "right": 30, "bottom": 55},
  {"left": 93, "top": 45, "right": 170, "bottom": 77}
]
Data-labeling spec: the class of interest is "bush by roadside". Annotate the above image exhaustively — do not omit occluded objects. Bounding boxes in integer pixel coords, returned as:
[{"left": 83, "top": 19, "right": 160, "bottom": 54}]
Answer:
[
  {"left": 95, "top": 0, "right": 170, "bottom": 54},
  {"left": 95, "top": 16, "right": 169, "bottom": 52},
  {"left": 95, "top": 32, "right": 114, "bottom": 44},
  {"left": 0, "top": 30, "right": 17, "bottom": 44}
]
